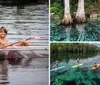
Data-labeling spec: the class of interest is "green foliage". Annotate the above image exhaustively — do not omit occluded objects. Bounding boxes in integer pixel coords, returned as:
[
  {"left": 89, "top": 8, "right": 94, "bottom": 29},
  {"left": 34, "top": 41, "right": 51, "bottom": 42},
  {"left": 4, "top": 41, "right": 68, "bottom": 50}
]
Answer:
[
  {"left": 70, "top": 0, "right": 78, "bottom": 15},
  {"left": 51, "top": 43, "right": 100, "bottom": 54},
  {"left": 50, "top": 2, "right": 64, "bottom": 19},
  {"left": 50, "top": 0, "right": 100, "bottom": 24}
]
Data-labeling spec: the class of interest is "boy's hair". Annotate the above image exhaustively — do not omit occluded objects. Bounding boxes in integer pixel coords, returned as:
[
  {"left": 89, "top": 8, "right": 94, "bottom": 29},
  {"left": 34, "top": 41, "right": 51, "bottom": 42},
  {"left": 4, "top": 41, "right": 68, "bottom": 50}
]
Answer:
[{"left": 0, "top": 26, "right": 7, "bottom": 35}]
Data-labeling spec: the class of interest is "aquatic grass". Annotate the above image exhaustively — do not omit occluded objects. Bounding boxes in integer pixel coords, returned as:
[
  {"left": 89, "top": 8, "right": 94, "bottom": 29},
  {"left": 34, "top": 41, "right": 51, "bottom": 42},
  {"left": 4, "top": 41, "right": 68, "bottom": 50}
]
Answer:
[
  {"left": 51, "top": 67, "right": 100, "bottom": 85},
  {"left": 51, "top": 53, "right": 100, "bottom": 85},
  {"left": 50, "top": 18, "right": 100, "bottom": 41}
]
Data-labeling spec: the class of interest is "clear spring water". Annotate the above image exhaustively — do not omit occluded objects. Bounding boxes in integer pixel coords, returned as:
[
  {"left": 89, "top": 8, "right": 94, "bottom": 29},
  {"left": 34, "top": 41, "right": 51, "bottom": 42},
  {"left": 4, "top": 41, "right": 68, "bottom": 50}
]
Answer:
[
  {"left": 51, "top": 53, "right": 100, "bottom": 85},
  {"left": 50, "top": 18, "right": 100, "bottom": 41}
]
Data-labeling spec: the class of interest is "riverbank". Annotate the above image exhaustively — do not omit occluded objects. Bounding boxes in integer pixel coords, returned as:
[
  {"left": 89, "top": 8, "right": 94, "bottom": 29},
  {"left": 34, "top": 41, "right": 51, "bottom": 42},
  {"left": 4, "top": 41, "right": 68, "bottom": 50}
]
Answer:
[{"left": 50, "top": 1, "right": 100, "bottom": 25}]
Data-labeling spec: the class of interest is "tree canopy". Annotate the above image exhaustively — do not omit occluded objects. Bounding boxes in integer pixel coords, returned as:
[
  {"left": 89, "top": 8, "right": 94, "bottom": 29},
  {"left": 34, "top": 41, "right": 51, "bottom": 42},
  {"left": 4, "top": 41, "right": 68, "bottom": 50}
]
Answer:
[
  {"left": 51, "top": 43, "right": 100, "bottom": 54},
  {"left": 51, "top": 0, "right": 100, "bottom": 19}
]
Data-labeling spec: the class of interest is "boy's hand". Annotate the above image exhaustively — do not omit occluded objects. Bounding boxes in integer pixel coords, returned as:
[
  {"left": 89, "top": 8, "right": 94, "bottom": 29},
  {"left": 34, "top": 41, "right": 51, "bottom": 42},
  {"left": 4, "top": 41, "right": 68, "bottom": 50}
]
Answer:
[
  {"left": 33, "top": 36, "right": 40, "bottom": 39},
  {"left": 20, "top": 39, "right": 26, "bottom": 42}
]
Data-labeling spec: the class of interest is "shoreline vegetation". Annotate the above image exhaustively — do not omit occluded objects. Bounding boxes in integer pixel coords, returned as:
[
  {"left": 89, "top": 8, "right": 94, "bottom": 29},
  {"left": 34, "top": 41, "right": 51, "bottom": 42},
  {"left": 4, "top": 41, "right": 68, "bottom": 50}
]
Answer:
[
  {"left": 51, "top": 0, "right": 100, "bottom": 25},
  {"left": 50, "top": 43, "right": 100, "bottom": 61},
  {"left": 51, "top": 43, "right": 100, "bottom": 53}
]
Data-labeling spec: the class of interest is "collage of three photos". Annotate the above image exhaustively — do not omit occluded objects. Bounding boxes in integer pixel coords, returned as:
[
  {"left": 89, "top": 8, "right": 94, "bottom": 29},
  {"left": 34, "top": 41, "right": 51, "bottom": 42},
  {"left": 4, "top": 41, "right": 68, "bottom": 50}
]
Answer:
[{"left": 0, "top": 0, "right": 99, "bottom": 85}]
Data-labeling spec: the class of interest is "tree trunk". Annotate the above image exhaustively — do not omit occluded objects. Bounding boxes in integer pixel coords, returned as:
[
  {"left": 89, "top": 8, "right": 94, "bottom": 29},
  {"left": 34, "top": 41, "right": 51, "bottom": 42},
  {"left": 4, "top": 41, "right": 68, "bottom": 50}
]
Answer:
[
  {"left": 75, "top": 0, "right": 86, "bottom": 23},
  {"left": 61, "top": 0, "right": 72, "bottom": 25}
]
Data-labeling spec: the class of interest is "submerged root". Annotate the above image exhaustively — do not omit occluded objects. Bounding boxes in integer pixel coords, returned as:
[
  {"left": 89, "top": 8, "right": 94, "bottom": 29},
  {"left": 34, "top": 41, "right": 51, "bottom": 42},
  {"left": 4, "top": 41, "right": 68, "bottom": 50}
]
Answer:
[
  {"left": 61, "top": 17, "right": 73, "bottom": 25},
  {"left": 75, "top": 15, "right": 86, "bottom": 23}
]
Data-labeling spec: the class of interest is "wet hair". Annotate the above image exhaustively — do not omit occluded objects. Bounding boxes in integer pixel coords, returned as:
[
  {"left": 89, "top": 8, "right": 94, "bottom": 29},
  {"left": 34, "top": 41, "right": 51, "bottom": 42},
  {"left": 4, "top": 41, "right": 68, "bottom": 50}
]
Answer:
[{"left": 0, "top": 26, "right": 7, "bottom": 35}]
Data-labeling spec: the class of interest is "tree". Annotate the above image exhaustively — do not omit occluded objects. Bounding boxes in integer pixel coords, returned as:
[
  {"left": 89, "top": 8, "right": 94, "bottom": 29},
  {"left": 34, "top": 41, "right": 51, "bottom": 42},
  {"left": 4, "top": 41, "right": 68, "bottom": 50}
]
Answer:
[
  {"left": 75, "top": 0, "right": 86, "bottom": 23},
  {"left": 61, "top": 0, "right": 73, "bottom": 25}
]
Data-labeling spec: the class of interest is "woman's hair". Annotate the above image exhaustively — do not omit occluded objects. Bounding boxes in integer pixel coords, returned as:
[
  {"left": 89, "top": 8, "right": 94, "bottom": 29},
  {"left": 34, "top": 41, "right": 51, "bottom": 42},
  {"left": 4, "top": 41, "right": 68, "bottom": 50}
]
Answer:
[{"left": 0, "top": 26, "right": 7, "bottom": 35}]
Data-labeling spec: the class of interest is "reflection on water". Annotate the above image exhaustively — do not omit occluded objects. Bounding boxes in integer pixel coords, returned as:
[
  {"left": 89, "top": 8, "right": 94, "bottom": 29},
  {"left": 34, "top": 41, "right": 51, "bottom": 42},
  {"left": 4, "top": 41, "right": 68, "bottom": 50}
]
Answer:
[
  {"left": 51, "top": 53, "right": 97, "bottom": 62},
  {"left": 50, "top": 53, "right": 100, "bottom": 85},
  {"left": 50, "top": 18, "right": 100, "bottom": 41},
  {"left": 0, "top": 3, "right": 48, "bottom": 85},
  {"left": 0, "top": 60, "right": 9, "bottom": 84},
  {"left": 0, "top": 50, "right": 48, "bottom": 85}
]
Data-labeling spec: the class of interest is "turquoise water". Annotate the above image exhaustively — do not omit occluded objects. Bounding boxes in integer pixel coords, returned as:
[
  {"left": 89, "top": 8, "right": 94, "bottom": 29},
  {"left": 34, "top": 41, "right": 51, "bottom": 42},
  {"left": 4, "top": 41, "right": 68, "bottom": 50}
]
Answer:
[
  {"left": 50, "top": 18, "right": 100, "bottom": 41},
  {"left": 50, "top": 53, "right": 100, "bottom": 85}
]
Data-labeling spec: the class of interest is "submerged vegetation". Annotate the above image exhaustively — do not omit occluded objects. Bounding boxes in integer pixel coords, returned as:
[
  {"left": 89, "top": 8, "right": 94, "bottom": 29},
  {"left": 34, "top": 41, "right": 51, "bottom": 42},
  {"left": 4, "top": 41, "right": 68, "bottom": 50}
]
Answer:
[
  {"left": 50, "top": 20, "right": 100, "bottom": 41},
  {"left": 50, "top": 0, "right": 100, "bottom": 41},
  {"left": 51, "top": 68, "right": 100, "bottom": 85}
]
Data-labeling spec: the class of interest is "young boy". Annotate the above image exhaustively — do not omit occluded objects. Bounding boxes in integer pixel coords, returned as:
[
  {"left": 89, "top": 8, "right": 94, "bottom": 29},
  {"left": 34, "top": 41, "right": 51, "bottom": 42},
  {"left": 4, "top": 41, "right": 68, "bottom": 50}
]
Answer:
[{"left": 0, "top": 26, "right": 42, "bottom": 59}]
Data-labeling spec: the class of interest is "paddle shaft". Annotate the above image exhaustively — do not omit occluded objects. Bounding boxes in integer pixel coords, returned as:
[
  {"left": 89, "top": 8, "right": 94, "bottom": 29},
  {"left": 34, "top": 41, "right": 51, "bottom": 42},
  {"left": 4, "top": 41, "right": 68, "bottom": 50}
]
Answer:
[{"left": 0, "top": 37, "right": 36, "bottom": 48}]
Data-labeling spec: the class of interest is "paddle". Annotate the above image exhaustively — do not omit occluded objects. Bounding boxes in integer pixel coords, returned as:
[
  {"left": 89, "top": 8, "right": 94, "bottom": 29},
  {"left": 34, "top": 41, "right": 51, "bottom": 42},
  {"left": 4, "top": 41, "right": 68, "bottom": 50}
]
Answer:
[{"left": 0, "top": 36, "right": 40, "bottom": 48}]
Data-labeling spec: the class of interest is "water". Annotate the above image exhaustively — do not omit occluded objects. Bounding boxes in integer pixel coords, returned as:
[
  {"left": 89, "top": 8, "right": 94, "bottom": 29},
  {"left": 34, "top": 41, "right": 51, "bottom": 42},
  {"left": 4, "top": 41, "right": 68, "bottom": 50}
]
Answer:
[
  {"left": 0, "top": 50, "right": 48, "bottom": 85},
  {"left": 50, "top": 18, "right": 100, "bottom": 41},
  {"left": 0, "top": 5, "right": 49, "bottom": 46},
  {"left": 50, "top": 53, "right": 100, "bottom": 85},
  {"left": 0, "top": 4, "right": 49, "bottom": 85}
]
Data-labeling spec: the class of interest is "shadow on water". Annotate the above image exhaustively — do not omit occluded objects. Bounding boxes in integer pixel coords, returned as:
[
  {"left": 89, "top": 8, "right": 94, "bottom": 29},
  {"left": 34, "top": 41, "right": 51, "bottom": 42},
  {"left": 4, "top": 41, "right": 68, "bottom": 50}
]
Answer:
[
  {"left": 0, "top": 60, "right": 9, "bottom": 84},
  {"left": 50, "top": 18, "right": 100, "bottom": 41},
  {"left": 51, "top": 53, "right": 100, "bottom": 85}
]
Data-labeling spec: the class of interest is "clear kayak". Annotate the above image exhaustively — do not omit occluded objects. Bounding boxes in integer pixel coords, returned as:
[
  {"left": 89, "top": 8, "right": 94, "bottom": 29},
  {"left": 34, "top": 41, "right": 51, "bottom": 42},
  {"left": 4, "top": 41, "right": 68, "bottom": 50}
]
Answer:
[
  {"left": 50, "top": 66, "right": 66, "bottom": 72},
  {"left": 72, "top": 63, "right": 83, "bottom": 68}
]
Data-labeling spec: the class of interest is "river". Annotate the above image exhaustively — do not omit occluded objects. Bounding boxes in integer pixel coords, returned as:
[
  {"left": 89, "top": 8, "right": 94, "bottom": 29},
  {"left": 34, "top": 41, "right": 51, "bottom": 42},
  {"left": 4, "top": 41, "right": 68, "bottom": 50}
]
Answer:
[
  {"left": 0, "top": 4, "right": 49, "bottom": 85},
  {"left": 50, "top": 53, "right": 100, "bottom": 85},
  {"left": 51, "top": 18, "right": 100, "bottom": 41}
]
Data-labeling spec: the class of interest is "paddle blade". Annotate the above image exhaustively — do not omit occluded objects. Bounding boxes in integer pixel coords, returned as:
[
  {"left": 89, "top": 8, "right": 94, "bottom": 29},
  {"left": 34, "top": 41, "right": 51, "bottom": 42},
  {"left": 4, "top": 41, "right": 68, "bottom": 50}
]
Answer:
[{"left": 33, "top": 36, "right": 40, "bottom": 39}]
